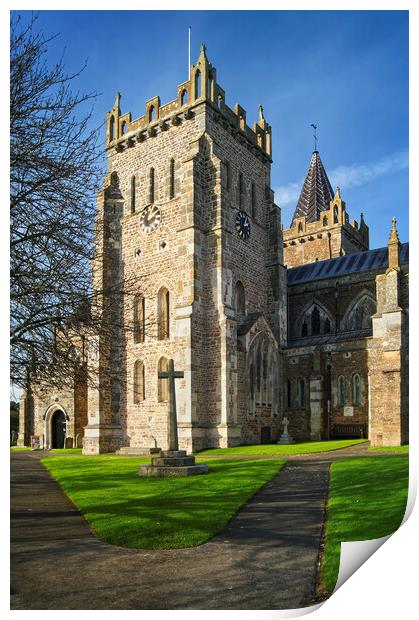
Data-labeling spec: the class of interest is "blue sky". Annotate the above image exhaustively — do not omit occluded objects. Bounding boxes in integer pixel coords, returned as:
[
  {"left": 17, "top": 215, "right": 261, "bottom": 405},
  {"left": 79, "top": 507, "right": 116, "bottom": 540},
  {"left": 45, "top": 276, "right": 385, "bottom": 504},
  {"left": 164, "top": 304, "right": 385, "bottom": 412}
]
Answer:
[{"left": 20, "top": 9, "right": 408, "bottom": 249}]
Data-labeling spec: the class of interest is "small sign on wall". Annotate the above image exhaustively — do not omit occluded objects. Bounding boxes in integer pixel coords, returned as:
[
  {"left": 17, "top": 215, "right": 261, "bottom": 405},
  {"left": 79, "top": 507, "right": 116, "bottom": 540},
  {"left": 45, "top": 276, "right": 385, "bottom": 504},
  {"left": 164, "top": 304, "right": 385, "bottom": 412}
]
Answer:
[{"left": 344, "top": 406, "right": 354, "bottom": 417}]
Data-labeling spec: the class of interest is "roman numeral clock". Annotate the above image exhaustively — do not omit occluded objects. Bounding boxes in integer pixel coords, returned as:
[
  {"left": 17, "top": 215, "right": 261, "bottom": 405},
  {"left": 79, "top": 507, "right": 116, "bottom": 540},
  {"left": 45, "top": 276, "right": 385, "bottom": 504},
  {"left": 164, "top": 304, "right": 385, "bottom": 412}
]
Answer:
[{"left": 236, "top": 210, "right": 251, "bottom": 239}]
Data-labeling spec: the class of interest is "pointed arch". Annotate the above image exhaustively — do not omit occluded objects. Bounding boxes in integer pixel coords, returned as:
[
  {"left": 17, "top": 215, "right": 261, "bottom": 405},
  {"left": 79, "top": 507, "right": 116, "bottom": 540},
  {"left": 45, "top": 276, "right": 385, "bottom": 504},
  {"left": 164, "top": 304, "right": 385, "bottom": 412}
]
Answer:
[
  {"left": 158, "top": 356, "right": 169, "bottom": 402},
  {"left": 195, "top": 69, "right": 201, "bottom": 99},
  {"left": 342, "top": 290, "right": 376, "bottom": 331},
  {"left": 246, "top": 332, "right": 279, "bottom": 416},
  {"left": 333, "top": 205, "right": 339, "bottom": 223},
  {"left": 295, "top": 299, "right": 334, "bottom": 339},
  {"left": 158, "top": 287, "right": 170, "bottom": 340},
  {"left": 109, "top": 115, "right": 115, "bottom": 141},
  {"left": 181, "top": 89, "right": 188, "bottom": 106}
]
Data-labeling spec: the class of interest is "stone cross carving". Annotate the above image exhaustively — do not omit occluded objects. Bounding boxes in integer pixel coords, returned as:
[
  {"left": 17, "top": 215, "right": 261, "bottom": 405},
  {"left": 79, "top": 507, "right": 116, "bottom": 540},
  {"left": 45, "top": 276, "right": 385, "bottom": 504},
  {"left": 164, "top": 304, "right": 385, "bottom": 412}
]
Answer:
[
  {"left": 282, "top": 416, "right": 289, "bottom": 435},
  {"left": 158, "top": 359, "right": 184, "bottom": 451}
]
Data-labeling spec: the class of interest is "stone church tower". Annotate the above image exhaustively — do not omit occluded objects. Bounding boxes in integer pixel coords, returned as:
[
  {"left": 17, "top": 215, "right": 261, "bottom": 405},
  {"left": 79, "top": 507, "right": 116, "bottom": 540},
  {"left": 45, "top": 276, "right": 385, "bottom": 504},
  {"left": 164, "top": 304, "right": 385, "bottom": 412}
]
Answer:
[{"left": 83, "top": 45, "right": 287, "bottom": 454}]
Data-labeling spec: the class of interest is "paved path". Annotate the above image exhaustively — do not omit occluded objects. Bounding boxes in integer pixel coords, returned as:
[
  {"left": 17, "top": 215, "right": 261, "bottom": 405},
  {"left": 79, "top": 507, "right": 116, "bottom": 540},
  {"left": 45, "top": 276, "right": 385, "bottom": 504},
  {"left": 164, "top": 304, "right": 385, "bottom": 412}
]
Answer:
[{"left": 10, "top": 443, "right": 402, "bottom": 610}]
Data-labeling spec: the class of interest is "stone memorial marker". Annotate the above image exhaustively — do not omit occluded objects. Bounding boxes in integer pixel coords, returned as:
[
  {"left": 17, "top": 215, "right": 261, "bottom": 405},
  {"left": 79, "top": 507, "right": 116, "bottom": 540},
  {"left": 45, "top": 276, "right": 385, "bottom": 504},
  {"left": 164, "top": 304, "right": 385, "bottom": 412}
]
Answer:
[
  {"left": 277, "top": 416, "right": 295, "bottom": 445},
  {"left": 139, "top": 359, "right": 208, "bottom": 477}
]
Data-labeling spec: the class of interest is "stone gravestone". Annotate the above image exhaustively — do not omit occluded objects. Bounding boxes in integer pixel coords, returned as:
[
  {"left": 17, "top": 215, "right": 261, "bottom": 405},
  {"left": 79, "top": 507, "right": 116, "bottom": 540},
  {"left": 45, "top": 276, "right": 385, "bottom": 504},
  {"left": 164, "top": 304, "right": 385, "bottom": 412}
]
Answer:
[
  {"left": 277, "top": 416, "right": 295, "bottom": 445},
  {"left": 139, "top": 359, "right": 208, "bottom": 477}
]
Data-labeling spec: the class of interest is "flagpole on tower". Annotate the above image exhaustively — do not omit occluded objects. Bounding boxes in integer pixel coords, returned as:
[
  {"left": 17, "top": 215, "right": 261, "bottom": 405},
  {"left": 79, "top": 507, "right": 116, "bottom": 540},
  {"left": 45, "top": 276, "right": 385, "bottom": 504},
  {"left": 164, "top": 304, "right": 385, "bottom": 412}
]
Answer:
[{"left": 188, "top": 26, "right": 191, "bottom": 80}]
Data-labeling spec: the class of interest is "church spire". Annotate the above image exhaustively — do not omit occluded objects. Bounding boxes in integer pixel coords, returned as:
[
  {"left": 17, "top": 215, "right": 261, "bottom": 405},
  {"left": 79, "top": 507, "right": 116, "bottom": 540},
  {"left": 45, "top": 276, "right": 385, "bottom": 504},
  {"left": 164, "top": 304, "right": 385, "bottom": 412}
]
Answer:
[{"left": 291, "top": 150, "right": 335, "bottom": 225}]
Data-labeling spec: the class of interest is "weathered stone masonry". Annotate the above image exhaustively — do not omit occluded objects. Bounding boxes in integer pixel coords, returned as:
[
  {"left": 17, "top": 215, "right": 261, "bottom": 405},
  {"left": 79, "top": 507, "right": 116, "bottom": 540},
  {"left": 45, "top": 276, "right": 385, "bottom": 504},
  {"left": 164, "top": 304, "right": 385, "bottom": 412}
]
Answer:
[{"left": 19, "top": 46, "right": 408, "bottom": 451}]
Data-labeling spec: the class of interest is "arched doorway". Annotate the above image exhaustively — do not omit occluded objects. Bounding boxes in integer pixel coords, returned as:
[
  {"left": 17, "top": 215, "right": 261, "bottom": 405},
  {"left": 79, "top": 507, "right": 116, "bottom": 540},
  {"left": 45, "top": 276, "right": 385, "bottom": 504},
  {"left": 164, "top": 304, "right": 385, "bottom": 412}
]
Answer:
[{"left": 51, "top": 410, "right": 66, "bottom": 448}]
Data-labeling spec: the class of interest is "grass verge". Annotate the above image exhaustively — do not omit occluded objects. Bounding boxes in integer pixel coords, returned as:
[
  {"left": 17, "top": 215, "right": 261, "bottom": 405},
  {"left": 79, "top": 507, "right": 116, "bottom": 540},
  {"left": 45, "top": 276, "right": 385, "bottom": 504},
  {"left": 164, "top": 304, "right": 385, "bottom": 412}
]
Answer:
[
  {"left": 197, "top": 439, "right": 368, "bottom": 457},
  {"left": 41, "top": 455, "right": 285, "bottom": 548},
  {"left": 320, "top": 456, "right": 408, "bottom": 595},
  {"left": 368, "top": 445, "right": 409, "bottom": 453}
]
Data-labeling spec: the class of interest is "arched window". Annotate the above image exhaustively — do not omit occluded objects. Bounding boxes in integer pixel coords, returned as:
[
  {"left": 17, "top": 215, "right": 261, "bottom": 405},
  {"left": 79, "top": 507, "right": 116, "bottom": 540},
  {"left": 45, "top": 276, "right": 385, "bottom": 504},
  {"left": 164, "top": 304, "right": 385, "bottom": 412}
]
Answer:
[
  {"left": 109, "top": 115, "right": 115, "bottom": 141},
  {"left": 324, "top": 318, "right": 331, "bottom": 334},
  {"left": 158, "top": 357, "right": 168, "bottom": 402},
  {"left": 338, "top": 376, "right": 346, "bottom": 406},
  {"left": 133, "top": 360, "right": 145, "bottom": 403},
  {"left": 301, "top": 321, "right": 308, "bottom": 337},
  {"left": 121, "top": 121, "right": 126, "bottom": 135},
  {"left": 169, "top": 158, "right": 175, "bottom": 199},
  {"left": 298, "top": 379, "right": 306, "bottom": 408},
  {"left": 181, "top": 89, "right": 187, "bottom": 106},
  {"left": 149, "top": 167, "right": 155, "bottom": 203},
  {"left": 311, "top": 307, "right": 321, "bottom": 335},
  {"left": 195, "top": 69, "right": 201, "bottom": 99},
  {"left": 251, "top": 183, "right": 256, "bottom": 218},
  {"left": 298, "top": 222, "right": 303, "bottom": 233},
  {"left": 235, "top": 281, "right": 246, "bottom": 315},
  {"left": 323, "top": 215, "right": 328, "bottom": 226},
  {"left": 133, "top": 295, "right": 145, "bottom": 343},
  {"left": 353, "top": 374, "right": 361, "bottom": 406},
  {"left": 158, "top": 287, "right": 170, "bottom": 340},
  {"left": 130, "top": 175, "right": 136, "bottom": 213},
  {"left": 333, "top": 205, "right": 339, "bottom": 224},
  {"left": 149, "top": 105, "right": 155, "bottom": 122},
  {"left": 286, "top": 379, "right": 292, "bottom": 409},
  {"left": 343, "top": 293, "right": 376, "bottom": 331},
  {"left": 218, "top": 94, "right": 224, "bottom": 108}
]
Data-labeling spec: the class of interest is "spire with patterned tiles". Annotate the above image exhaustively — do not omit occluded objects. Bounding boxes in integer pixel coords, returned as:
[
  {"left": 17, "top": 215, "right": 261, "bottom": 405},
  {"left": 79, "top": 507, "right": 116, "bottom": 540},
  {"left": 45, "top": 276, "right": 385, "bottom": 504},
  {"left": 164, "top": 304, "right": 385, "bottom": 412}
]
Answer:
[{"left": 291, "top": 151, "right": 335, "bottom": 225}]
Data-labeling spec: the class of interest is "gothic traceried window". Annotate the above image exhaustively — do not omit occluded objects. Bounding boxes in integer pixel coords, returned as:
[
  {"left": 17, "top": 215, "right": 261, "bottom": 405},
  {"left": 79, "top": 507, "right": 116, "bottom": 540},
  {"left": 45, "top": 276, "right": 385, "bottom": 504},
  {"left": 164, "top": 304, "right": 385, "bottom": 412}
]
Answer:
[
  {"left": 247, "top": 333, "right": 279, "bottom": 416},
  {"left": 311, "top": 307, "right": 321, "bottom": 335},
  {"left": 343, "top": 294, "right": 376, "bottom": 331}
]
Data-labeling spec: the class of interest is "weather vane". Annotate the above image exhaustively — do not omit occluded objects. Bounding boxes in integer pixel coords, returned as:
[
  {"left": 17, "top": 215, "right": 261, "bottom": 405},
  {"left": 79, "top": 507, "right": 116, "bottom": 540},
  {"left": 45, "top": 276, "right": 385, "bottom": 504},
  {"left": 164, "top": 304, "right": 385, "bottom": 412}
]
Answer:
[{"left": 310, "top": 123, "right": 318, "bottom": 151}]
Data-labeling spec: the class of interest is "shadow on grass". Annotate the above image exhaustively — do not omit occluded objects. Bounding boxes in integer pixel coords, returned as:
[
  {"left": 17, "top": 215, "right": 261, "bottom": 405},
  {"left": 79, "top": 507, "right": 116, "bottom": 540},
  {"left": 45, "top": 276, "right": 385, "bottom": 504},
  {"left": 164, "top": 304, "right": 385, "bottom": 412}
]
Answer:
[{"left": 41, "top": 457, "right": 286, "bottom": 549}]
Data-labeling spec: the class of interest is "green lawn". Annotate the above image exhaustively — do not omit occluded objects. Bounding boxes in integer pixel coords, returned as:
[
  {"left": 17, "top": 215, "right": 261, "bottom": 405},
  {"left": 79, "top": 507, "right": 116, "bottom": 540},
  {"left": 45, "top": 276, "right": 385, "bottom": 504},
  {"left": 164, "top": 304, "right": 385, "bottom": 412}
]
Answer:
[
  {"left": 10, "top": 446, "right": 31, "bottom": 451},
  {"left": 197, "top": 439, "right": 368, "bottom": 457},
  {"left": 320, "top": 456, "right": 409, "bottom": 595},
  {"left": 368, "top": 445, "right": 409, "bottom": 453},
  {"left": 41, "top": 455, "right": 285, "bottom": 548},
  {"left": 49, "top": 448, "right": 83, "bottom": 455}
]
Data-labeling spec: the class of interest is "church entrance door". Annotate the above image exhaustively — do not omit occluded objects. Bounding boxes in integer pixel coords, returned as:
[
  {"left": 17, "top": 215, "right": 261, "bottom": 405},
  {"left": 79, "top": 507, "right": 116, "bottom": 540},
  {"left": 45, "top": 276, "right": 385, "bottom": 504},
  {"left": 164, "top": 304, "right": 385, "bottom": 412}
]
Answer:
[{"left": 51, "top": 410, "right": 66, "bottom": 448}]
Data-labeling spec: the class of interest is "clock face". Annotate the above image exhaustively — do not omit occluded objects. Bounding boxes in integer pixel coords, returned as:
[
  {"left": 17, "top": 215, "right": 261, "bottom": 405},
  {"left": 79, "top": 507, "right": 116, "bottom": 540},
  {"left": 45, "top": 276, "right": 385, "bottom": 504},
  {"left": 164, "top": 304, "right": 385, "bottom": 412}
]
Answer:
[
  {"left": 236, "top": 210, "right": 251, "bottom": 239},
  {"left": 140, "top": 205, "right": 161, "bottom": 234}
]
